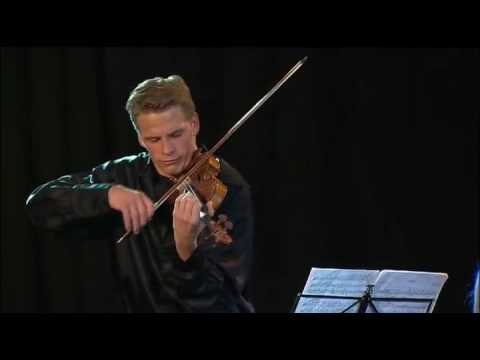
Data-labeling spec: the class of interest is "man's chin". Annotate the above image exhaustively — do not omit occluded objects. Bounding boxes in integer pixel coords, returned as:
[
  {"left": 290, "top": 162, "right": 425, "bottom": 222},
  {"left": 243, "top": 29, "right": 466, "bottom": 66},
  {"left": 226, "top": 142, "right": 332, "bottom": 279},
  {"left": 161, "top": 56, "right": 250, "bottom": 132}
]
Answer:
[{"left": 153, "top": 163, "right": 183, "bottom": 179}]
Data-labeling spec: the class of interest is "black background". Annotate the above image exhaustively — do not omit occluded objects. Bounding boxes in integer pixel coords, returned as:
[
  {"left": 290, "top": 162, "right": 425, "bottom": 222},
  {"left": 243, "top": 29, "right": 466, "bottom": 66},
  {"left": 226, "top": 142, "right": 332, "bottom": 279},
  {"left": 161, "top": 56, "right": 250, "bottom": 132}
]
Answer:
[{"left": 2, "top": 47, "right": 478, "bottom": 313}]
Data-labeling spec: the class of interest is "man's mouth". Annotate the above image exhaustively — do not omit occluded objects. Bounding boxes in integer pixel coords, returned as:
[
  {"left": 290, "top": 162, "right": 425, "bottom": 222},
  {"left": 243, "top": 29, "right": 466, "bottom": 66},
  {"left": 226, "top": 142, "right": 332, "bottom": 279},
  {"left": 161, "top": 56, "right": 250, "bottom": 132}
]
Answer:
[{"left": 161, "top": 159, "right": 179, "bottom": 165}]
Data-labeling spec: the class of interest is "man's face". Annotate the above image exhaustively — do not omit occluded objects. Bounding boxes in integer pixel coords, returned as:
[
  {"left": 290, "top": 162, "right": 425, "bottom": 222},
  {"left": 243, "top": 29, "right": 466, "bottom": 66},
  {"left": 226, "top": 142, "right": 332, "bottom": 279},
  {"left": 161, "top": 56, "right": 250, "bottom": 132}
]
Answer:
[{"left": 136, "top": 106, "right": 199, "bottom": 179}]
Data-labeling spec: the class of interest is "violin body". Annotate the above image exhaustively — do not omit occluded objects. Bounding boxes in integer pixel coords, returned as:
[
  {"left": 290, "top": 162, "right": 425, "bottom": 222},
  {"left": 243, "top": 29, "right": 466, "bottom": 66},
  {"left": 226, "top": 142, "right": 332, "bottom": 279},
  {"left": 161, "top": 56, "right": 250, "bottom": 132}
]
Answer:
[
  {"left": 188, "top": 154, "right": 227, "bottom": 212},
  {"left": 167, "top": 150, "right": 227, "bottom": 212},
  {"left": 165, "top": 150, "right": 232, "bottom": 245}
]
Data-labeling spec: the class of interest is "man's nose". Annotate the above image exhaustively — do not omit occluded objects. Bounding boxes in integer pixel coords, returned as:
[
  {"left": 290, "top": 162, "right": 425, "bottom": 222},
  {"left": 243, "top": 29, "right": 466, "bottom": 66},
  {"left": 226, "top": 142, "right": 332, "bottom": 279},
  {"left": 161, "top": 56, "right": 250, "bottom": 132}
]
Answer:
[{"left": 162, "top": 139, "right": 175, "bottom": 155}]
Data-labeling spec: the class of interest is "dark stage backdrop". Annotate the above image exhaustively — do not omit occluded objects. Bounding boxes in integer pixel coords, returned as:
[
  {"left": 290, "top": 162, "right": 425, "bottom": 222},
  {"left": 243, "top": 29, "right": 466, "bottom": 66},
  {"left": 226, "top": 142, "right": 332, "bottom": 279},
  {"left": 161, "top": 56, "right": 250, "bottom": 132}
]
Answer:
[{"left": 2, "top": 47, "right": 478, "bottom": 313}]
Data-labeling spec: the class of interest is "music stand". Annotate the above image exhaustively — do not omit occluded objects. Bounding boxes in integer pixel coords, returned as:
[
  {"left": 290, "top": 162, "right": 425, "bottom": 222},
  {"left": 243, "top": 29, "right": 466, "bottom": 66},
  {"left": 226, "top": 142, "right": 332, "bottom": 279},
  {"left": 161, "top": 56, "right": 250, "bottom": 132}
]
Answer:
[{"left": 292, "top": 268, "right": 447, "bottom": 313}]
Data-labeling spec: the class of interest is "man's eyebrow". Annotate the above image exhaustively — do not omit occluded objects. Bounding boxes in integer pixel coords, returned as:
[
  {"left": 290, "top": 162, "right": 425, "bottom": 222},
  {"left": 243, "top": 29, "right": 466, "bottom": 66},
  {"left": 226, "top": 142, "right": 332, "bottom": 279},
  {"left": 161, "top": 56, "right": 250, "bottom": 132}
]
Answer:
[
  {"left": 168, "top": 129, "right": 184, "bottom": 136},
  {"left": 145, "top": 129, "right": 184, "bottom": 139}
]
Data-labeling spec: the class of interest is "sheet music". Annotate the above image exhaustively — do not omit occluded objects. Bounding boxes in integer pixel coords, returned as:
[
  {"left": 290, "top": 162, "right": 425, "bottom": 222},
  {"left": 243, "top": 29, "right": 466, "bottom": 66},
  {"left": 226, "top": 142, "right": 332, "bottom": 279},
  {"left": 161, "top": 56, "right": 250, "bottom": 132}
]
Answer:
[
  {"left": 295, "top": 267, "right": 448, "bottom": 313},
  {"left": 369, "top": 300, "right": 431, "bottom": 313},
  {"left": 372, "top": 270, "right": 448, "bottom": 312},
  {"left": 303, "top": 268, "right": 380, "bottom": 297},
  {"left": 296, "top": 297, "right": 359, "bottom": 313},
  {"left": 295, "top": 268, "right": 378, "bottom": 313}
]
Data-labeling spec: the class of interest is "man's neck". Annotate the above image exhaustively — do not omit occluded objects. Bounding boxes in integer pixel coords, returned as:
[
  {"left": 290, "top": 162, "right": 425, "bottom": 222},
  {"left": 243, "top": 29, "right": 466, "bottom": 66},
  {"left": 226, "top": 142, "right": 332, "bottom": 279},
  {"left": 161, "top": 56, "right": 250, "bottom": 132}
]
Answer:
[{"left": 150, "top": 146, "right": 199, "bottom": 182}]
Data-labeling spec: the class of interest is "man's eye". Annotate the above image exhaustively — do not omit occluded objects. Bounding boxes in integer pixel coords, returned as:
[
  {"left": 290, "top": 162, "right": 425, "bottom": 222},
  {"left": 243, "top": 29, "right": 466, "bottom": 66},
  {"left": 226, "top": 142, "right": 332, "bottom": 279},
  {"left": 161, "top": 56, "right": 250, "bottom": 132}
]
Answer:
[
  {"left": 171, "top": 132, "right": 182, "bottom": 138},
  {"left": 150, "top": 138, "right": 160, "bottom": 143}
]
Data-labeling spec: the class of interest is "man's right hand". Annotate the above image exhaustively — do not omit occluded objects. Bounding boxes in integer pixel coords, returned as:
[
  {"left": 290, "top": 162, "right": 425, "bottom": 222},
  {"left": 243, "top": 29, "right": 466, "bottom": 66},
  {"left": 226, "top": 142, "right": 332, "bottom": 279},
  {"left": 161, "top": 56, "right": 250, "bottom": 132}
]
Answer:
[{"left": 108, "top": 185, "right": 155, "bottom": 234}]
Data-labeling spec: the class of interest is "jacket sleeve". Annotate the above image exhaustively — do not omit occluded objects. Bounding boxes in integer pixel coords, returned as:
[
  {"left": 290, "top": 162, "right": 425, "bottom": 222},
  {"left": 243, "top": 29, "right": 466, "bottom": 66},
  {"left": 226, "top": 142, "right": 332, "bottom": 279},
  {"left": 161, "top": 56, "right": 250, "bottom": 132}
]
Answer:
[
  {"left": 174, "top": 183, "right": 255, "bottom": 312},
  {"left": 25, "top": 160, "right": 123, "bottom": 230}
]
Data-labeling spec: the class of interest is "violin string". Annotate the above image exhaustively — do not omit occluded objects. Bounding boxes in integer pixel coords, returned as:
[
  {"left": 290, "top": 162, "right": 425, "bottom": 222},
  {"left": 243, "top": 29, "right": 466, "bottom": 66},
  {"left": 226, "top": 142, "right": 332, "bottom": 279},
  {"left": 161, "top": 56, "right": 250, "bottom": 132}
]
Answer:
[
  {"left": 184, "top": 182, "right": 219, "bottom": 243},
  {"left": 184, "top": 182, "right": 210, "bottom": 223}
]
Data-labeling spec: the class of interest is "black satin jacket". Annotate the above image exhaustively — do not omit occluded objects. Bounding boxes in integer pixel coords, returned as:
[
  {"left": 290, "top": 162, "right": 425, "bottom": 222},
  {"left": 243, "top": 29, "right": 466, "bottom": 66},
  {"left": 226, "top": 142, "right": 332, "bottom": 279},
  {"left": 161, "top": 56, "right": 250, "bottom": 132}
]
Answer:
[{"left": 26, "top": 152, "right": 255, "bottom": 313}]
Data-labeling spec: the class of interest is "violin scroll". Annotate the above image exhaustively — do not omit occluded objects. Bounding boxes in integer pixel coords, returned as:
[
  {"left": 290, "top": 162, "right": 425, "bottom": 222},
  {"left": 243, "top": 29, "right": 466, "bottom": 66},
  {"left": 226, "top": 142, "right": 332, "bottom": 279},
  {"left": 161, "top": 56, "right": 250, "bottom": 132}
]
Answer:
[{"left": 201, "top": 213, "right": 234, "bottom": 246}]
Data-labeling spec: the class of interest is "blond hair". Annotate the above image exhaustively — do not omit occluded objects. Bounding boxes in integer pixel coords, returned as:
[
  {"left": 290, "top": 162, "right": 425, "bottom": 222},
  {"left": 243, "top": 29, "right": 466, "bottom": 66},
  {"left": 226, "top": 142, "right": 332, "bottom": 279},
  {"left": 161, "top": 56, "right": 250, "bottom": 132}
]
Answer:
[{"left": 125, "top": 75, "right": 196, "bottom": 130}]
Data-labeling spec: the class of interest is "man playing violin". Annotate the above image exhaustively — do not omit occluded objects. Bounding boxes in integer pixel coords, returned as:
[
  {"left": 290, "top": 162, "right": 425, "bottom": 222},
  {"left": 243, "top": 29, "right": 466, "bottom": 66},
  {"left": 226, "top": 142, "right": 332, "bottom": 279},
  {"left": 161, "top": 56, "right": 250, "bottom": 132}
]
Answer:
[{"left": 25, "top": 75, "right": 255, "bottom": 313}]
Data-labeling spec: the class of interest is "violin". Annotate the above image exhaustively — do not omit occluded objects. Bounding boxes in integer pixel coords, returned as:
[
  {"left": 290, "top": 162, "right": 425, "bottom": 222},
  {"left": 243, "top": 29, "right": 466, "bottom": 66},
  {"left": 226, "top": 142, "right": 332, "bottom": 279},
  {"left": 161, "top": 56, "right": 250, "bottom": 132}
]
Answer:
[
  {"left": 167, "top": 149, "right": 232, "bottom": 246},
  {"left": 116, "top": 56, "right": 308, "bottom": 245},
  {"left": 166, "top": 148, "right": 227, "bottom": 212}
]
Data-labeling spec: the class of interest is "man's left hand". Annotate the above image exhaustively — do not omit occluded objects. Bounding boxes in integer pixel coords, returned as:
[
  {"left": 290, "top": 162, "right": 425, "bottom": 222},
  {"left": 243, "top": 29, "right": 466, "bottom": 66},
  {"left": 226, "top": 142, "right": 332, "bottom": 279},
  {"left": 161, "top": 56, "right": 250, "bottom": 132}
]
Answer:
[{"left": 173, "top": 192, "right": 203, "bottom": 261}]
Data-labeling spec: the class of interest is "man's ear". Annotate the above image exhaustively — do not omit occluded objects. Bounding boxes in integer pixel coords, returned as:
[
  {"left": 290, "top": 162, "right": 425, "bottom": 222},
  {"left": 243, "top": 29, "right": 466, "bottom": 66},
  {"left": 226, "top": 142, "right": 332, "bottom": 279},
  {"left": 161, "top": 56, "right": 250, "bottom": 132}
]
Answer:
[
  {"left": 191, "top": 112, "right": 200, "bottom": 136},
  {"left": 138, "top": 133, "right": 146, "bottom": 149}
]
